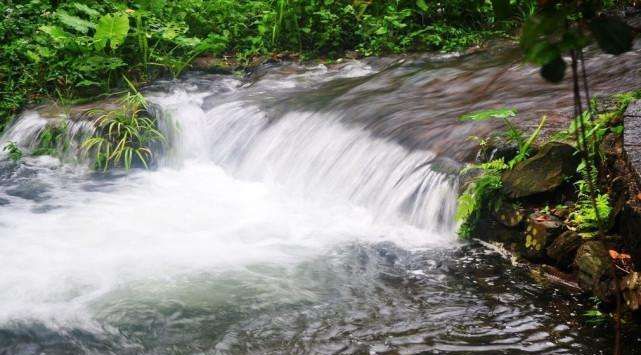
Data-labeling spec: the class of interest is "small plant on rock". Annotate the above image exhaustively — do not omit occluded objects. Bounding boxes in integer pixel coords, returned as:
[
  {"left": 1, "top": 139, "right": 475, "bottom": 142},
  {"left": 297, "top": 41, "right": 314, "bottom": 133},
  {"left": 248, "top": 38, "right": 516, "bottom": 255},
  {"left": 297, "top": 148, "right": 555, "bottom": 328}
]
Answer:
[
  {"left": 33, "top": 123, "right": 69, "bottom": 157},
  {"left": 2, "top": 141, "right": 22, "bottom": 163},
  {"left": 456, "top": 159, "right": 507, "bottom": 238},
  {"left": 81, "top": 80, "right": 165, "bottom": 171}
]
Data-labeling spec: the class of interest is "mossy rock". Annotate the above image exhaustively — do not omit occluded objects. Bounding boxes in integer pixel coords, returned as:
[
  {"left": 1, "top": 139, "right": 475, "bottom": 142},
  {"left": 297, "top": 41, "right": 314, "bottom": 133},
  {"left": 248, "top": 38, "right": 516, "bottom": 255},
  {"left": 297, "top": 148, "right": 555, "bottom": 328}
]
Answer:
[
  {"left": 501, "top": 142, "right": 580, "bottom": 198},
  {"left": 546, "top": 230, "right": 582, "bottom": 268},
  {"left": 575, "top": 240, "right": 614, "bottom": 301}
]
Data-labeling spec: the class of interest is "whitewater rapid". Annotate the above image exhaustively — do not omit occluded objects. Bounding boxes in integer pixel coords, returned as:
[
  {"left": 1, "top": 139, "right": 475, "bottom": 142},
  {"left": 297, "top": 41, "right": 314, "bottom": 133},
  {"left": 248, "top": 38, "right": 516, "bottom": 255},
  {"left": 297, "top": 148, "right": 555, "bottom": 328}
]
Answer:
[{"left": 0, "top": 61, "right": 457, "bottom": 331}]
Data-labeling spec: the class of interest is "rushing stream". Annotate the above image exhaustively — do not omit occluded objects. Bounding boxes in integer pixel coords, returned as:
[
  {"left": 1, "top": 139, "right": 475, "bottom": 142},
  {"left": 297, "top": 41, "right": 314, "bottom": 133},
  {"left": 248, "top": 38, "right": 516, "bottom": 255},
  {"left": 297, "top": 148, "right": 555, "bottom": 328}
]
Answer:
[{"left": 1, "top": 43, "right": 641, "bottom": 354}]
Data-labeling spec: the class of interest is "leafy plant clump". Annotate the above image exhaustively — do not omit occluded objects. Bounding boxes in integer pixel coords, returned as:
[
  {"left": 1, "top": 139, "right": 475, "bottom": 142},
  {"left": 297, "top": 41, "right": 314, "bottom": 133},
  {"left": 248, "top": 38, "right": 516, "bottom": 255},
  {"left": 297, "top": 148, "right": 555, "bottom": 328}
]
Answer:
[
  {"left": 81, "top": 82, "right": 165, "bottom": 171},
  {"left": 456, "top": 159, "right": 507, "bottom": 238},
  {"left": 32, "top": 123, "right": 69, "bottom": 157},
  {"left": 456, "top": 107, "right": 547, "bottom": 238},
  {"left": 2, "top": 141, "right": 23, "bottom": 163}
]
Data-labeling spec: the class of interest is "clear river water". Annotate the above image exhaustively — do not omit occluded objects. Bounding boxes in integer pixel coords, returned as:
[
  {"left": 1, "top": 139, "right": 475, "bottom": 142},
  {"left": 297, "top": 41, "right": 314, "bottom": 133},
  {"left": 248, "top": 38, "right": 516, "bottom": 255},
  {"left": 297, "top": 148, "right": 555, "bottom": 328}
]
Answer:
[{"left": 1, "top": 44, "right": 641, "bottom": 354}]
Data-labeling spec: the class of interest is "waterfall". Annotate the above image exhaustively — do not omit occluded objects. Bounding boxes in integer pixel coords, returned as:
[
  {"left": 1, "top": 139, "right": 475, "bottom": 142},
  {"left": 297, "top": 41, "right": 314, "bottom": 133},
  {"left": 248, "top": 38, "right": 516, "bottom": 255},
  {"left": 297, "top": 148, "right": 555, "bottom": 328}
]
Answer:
[{"left": 0, "top": 60, "right": 460, "bottom": 330}]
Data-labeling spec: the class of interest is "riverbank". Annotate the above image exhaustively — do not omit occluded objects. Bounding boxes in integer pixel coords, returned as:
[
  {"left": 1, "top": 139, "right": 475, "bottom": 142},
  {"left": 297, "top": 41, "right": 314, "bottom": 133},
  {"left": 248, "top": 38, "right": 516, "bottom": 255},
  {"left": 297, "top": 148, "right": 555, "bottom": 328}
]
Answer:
[{"left": 459, "top": 90, "right": 641, "bottom": 330}]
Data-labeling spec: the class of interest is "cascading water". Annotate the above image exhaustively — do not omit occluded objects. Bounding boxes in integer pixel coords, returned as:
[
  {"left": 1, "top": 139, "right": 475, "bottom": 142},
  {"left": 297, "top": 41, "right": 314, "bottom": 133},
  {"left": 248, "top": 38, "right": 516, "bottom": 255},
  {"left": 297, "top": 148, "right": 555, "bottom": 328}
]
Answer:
[{"left": 1, "top": 44, "right": 641, "bottom": 354}]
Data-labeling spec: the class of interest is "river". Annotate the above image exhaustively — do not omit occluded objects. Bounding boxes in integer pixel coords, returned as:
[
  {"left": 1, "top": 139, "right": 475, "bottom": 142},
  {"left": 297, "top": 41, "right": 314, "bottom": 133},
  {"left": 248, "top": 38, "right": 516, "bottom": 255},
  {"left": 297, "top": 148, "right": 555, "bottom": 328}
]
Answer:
[{"left": 1, "top": 43, "right": 641, "bottom": 354}]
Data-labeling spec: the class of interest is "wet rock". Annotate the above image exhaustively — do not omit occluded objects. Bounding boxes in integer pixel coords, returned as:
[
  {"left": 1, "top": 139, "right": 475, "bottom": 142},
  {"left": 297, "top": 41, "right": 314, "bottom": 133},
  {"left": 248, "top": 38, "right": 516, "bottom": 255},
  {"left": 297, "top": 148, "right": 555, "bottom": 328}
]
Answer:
[
  {"left": 492, "top": 203, "right": 525, "bottom": 228},
  {"left": 476, "top": 139, "right": 519, "bottom": 163},
  {"left": 624, "top": 100, "right": 641, "bottom": 185},
  {"left": 547, "top": 231, "right": 582, "bottom": 268},
  {"left": 501, "top": 142, "right": 579, "bottom": 198},
  {"left": 621, "top": 271, "right": 641, "bottom": 311},
  {"left": 473, "top": 219, "right": 522, "bottom": 244},
  {"left": 575, "top": 241, "right": 614, "bottom": 301},
  {"left": 191, "top": 55, "right": 236, "bottom": 74},
  {"left": 0, "top": 197, "right": 9, "bottom": 206},
  {"left": 523, "top": 212, "right": 563, "bottom": 258},
  {"left": 430, "top": 157, "right": 462, "bottom": 176},
  {"left": 458, "top": 166, "right": 483, "bottom": 194},
  {"left": 5, "top": 181, "right": 51, "bottom": 202}
]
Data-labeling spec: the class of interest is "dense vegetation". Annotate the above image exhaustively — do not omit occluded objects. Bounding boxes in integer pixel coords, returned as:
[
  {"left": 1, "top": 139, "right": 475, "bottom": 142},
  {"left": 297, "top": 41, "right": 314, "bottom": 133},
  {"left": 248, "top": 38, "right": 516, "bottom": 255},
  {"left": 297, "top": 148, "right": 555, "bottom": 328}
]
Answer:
[
  {"left": 0, "top": 0, "right": 542, "bottom": 133},
  {"left": 0, "top": 0, "right": 633, "bottom": 169}
]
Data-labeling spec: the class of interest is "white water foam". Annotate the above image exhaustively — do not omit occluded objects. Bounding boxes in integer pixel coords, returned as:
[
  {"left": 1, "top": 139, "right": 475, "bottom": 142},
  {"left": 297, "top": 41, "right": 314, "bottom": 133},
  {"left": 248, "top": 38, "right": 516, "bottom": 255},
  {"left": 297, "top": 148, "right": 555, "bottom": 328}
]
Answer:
[{"left": 0, "top": 62, "right": 458, "bottom": 329}]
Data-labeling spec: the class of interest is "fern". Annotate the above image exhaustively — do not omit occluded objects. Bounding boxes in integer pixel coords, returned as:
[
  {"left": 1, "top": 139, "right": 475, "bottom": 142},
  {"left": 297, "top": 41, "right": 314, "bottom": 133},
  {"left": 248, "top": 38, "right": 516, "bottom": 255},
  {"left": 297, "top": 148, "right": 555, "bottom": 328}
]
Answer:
[{"left": 571, "top": 193, "right": 612, "bottom": 233}]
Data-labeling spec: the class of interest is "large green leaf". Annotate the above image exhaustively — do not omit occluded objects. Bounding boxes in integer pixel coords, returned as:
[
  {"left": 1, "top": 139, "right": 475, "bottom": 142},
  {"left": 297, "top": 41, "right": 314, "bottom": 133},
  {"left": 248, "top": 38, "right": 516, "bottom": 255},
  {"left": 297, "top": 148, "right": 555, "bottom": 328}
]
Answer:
[
  {"left": 40, "top": 25, "right": 70, "bottom": 44},
  {"left": 459, "top": 108, "right": 517, "bottom": 121},
  {"left": 57, "top": 9, "right": 94, "bottom": 34},
  {"left": 94, "top": 13, "right": 130, "bottom": 50}
]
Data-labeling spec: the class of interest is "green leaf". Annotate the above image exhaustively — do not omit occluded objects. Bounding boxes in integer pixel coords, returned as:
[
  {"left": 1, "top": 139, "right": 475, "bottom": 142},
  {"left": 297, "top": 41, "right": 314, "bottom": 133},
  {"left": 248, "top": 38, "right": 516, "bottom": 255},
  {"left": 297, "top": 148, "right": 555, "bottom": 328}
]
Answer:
[
  {"left": 94, "top": 13, "right": 130, "bottom": 50},
  {"left": 162, "top": 22, "right": 187, "bottom": 41},
  {"left": 540, "top": 55, "right": 566, "bottom": 83},
  {"left": 73, "top": 3, "right": 100, "bottom": 17},
  {"left": 589, "top": 16, "right": 634, "bottom": 55},
  {"left": 375, "top": 27, "right": 388, "bottom": 35},
  {"left": 459, "top": 108, "right": 517, "bottom": 121},
  {"left": 416, "top": 0, "right": 429, "bottom": 12},
  {"left": 57, "top": 9, "right": 95, "bottom": 34},
  {"left": 40, "top": 25, "right": 70, "bottom": 44}
]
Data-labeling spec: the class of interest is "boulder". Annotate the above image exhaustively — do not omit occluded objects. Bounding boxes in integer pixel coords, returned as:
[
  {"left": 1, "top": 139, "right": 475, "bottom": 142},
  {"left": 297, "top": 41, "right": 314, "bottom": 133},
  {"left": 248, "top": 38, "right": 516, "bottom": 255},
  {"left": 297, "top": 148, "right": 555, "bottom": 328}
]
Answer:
[
  {"left": 523, "top": 212, "right": 563, "bottom": 258},
  {"left": 472, "top": 218, "right": 522, "bottom": 244},
  {"left": 621, "top": 272, "right": 641, "bottom": 311},
  {"left": 501, "top": 142, "right": 580, "bottom": 198},
  {"left": 547, "top": 230, "right": 582, "bottom": 268},
  {"left": 575, "top": 241, "right": 614, "bottom": 301}
]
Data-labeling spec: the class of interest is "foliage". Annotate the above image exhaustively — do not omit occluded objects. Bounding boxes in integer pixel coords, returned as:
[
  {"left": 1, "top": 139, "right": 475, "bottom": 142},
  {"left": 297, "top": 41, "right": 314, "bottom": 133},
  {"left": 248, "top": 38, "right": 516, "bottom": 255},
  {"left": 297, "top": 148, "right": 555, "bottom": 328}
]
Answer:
[
  {"left": 32, "top": 123, "right": 69, "bottom": 157},
  {"left": 3, "top": 142, "right": 23, "bottom": 163},
  {"left": 571, "top": 192, "right": 612, "bottom": 234},
  {"left": 1, "top": 0, "right": 541, "bottom": 133},
  {"left": 457, "top": 106, "right": 549, "bottom": 238},
  {"left": 94, "top": 12, "right": 130, "bottom": 51},
  {"left": 459, "top": 108, "right": 546, "bottom": 167},
  {"left": 81, "top": 82, "right": 165, "bottom": 171},
  {"left": 456, "top": 159, "right": 507, "bottom": 238}
]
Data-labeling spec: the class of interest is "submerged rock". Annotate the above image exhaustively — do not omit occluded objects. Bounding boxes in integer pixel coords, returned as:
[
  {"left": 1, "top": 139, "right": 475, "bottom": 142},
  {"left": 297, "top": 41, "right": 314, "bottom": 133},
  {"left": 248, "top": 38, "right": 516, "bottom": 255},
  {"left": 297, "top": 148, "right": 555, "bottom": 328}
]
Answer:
[
  {"left": 501, "top": 142, "right": 579, "bottom": 198},
  {"left": 547, "top": 231, "right": 582, "bottom": 268},
  {"left": 575, "top": 241, "right": 613, "bottom": 301}
]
